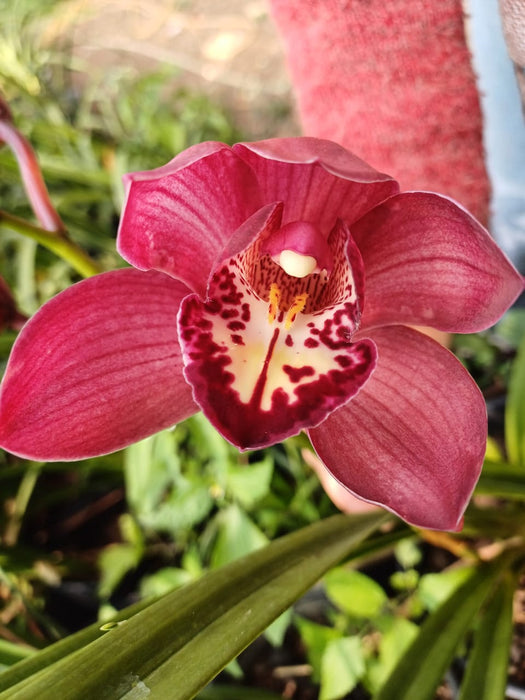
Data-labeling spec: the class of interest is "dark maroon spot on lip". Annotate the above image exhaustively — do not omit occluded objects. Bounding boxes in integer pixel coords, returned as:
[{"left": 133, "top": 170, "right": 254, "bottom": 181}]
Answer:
[
  {"left": 204, "top": 299, "right": 221, "bottom": 314},
  {"left": 304, "top": 337, "right": 319, "bottom": 348},
  {"left": 241, "top": 303, "right": 251, "bottom": 322},
  {"left": 196, "top": 318, "right": 212, "bottom": 330},
  {"left": 221, "top": 291, "right": 243, "bottom": 305},
  {"left": 221, "top": 308, "right": 239, "bottom": 320},
  {"left": 227, "top": 320, "right": 246, "bottom": 332},
  {"left": 283, "top": 364, "right": 315, "bottom": 383}
]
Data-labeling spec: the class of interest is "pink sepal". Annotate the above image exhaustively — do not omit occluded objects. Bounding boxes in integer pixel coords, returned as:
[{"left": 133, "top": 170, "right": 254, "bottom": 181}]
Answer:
[{"left": 0, "top": 269, "right": 197, "bottom": 460}]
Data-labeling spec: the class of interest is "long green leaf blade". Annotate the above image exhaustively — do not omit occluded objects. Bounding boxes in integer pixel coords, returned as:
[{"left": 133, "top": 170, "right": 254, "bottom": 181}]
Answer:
[
  {"left": 457, "top": 573, "right": 516, "bottom": 700},
  {"left": 1, "top": 511, "right": 388, "bottom": 700},
  {"left": 0, "top": 599, "right": 153, "bottom": 692},
  {"left": 476, "top": 471, "right": 525, "bottom": 499},
  {"left": 376, "top": 558, "right": 509, "bottom": 700},
  {"left": 505, "top": 333, "right": 525, "bottom": 468}
]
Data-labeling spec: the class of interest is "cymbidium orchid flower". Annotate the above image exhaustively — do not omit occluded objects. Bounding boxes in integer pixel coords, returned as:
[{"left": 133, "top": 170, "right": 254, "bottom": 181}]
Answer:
[{"left": 0, "top": 138, "right": 522, "bottom": 530}]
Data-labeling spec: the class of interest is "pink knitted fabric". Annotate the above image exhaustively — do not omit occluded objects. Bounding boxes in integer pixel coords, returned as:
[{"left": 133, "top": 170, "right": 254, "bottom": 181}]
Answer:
[{"left": 269, "top": 0, "right": 490, "bottom": 223}]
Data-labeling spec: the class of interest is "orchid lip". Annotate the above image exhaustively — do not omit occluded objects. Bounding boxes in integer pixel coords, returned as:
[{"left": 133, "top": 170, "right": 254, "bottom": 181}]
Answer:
[{"left": 178, "top": 214, "right": 373, "bottom": 451}]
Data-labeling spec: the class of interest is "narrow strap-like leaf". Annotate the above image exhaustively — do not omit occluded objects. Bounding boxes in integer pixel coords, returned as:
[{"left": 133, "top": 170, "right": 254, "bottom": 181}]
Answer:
[
  {"left": 505, "top": 333, "right": 525, "bottom": 469},
  {"left": 1, "top": 511, "right": 389, "bottom": 700},
  {"left": 475, "top": 471, "right": 525, "bottom": 500},
  {"left": 375, "top": 556, "right": 511, "bottom": 700},
  {"left": 457, "top": 572, "right": 516, "bottom": 700}
]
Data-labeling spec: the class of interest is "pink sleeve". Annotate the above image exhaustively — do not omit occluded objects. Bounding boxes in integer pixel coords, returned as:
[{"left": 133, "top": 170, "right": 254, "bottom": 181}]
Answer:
[{"left": 268, "top": 0, "right": 490, "bottom": 224}]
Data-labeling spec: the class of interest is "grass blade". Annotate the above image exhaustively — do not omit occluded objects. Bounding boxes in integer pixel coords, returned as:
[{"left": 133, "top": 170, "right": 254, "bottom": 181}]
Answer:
[{"left": 457, "top": 572, "right": 516, "bottom": 700}]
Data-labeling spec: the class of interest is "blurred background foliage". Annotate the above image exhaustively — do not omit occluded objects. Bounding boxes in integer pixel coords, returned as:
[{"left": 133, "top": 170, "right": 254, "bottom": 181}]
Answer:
[{"left": 1, "top": 2, "right": 525, "bottom": 699}]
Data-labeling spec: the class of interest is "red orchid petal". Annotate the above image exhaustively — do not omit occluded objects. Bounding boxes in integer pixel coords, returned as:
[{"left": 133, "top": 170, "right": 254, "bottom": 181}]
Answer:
[
  {"left": 233, "top": 137, "right": 399, "bottom": 234},
  {"left": 309, "top": 325, "right": 486, "bottom": 531},
  {"left": 353, "top": 192, "right": 524, "bottom": 333},
  {"left": 178, "top": 218, "right": 375, "bottom": 450},
  {"left": 0, "top": 269, "right": 197, "bottom": 460},
  {"left": 117, "top": 142, "right": 262, "bottom": 297}
]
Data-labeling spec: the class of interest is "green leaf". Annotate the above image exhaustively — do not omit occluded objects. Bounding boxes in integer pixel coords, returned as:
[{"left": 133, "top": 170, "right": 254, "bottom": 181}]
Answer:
[
  {"left": 210, "top": 504, "right": 269, "bottom": 568},
  {"left": 0, "top": 511, "right": 389, "bottom": 699},
  {"left": 365, "top": 618, "right": 418, "bottom": 693},
  {"left": 417, "top": 567, "right": 474, "bottom": 612},
  {"left": 457, "top": 573, "right": 516, "bottom": 700},
  {"left": 505, "top": 333, "right": 525, "bottom": 468},
  {"left": 394, "top": 538, "right": 422, "bottom": 569},
  {"left": 0, "top": 640, "right": 35, "bottom": 669},
  {"left": 389, "top": 569, "right": 419, "bottom": 592},
  {"left": 376, "top": 558, "right": 509, "bottom": 700},
  {"left": 123, "top": 433, "right": 176, "bottom": 517},
  {"left": 319, "top": 636, "right": 365, "bottom": 700},
  {"left": 98, "top": 514, "right": 145, "bottom": 599},
  {"left": 98, "top": 543, "right": 142, "bottom": 600},
  {"left": 226, "top": 455, "right": 274, "bottom": 509},
  {"left": 475, "top": 469, "right": 525, "bottom": 500},
  {"left": 485, "top": 437, "right": 504, "bottom": 463},
  {"left": 197, "top": 685, "right": 282, "bottom": 700},
  {"left": 324, "top": 567, "right": 387, "bottom": 618},
  {"left": 141, "top": 481, "right": 213, "bottom": 537},
  {"left": 264, "top": 608, "right": 292, "bottom": 648},
  {"left": 139, "top": 567, "right": 195, "bottom": 599},
  {"left": 294, "top": 616, "right": 342, "bottom": 683}
]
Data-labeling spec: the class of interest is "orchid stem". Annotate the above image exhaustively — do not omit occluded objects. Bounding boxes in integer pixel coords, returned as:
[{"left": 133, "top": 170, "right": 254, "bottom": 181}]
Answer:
[
  {"left": 0, "top": 119, "right": 66, "bottom": 234},
  {"left": 0, "top": 210, "right": 102, "bottom": 278}
]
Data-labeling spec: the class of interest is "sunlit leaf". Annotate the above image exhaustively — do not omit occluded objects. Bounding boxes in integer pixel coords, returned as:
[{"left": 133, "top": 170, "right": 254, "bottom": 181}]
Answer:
[
  {"left": 294, "top": 617, "right": 342, "bottom": 682},
  {"left": 226, "top": 455, "right": 274, "bottom": 509},
  {"left": 98, "top": 543, "right": 142, "bottom": 600},
  {"left": 394, "top": 537, "right": 422, "bottom": 569},
  {"left": 365, "top": 617, "right": 418, "bottom": 693},
  {"left": 210, "top": 504, "right": 269, "bottom": 568},
  {"left": 319, "top": 636, "right": 365, "bottom": 700},
  {"left": 139, "top": 567, "right": 195, "bottom": 599},
  {"left": 484, "top": 437, "right": 504, "bottom": 463},
  {"left": 417, "top": 567, "right": 474, "bottom": 612},
  {"left": 123, "top": 433, "right": 177, "bottom": 517},
  {"left": 324, "top": 568, "right": 387, "bottom": 618},
  {"left": 141, "top": 481, "right": 213, "bottom": 537}
]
